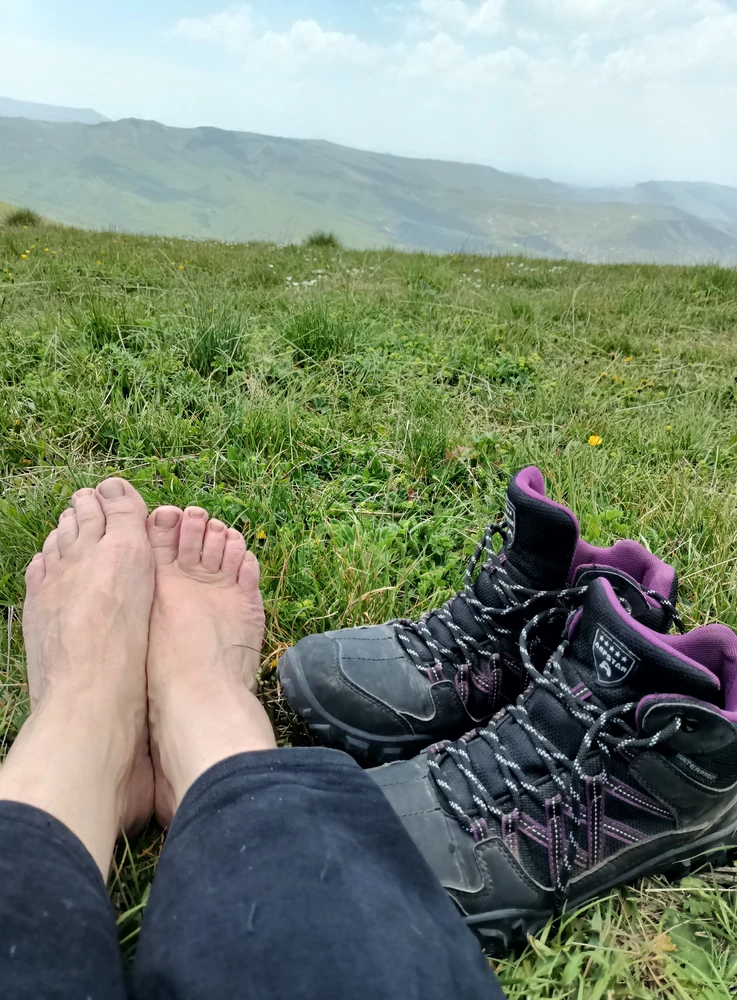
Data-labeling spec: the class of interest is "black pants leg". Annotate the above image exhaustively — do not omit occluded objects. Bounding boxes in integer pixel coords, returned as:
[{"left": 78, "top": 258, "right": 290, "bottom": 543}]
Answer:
[
  {"left": 0, "top": 748, "right": 505, "bottom": 1000},
  {"left": 132, "top": 747, "right": 503, "bottom": 1000},
  {"left": 0, "top": 800, "right": 126, "bottom": 999}
]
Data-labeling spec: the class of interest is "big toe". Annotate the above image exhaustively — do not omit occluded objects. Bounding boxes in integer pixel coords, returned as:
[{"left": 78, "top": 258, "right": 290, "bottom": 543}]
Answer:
[
  {"left": 147, "top": 506, "right": 184, "bottom": 566},
  {"left": 95, "top": 478, "right": 149, "bottom": 542}
]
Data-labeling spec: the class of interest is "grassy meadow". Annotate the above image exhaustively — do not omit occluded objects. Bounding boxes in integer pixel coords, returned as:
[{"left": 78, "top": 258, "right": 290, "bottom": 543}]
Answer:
[{"left": 1, "top": 217, "right": 737, "bottom": 997}]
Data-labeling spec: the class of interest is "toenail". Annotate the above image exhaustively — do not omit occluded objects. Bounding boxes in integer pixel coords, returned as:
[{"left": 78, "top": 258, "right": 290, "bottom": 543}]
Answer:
[
  {"left": 187, "top": 508, "right": 207, "bottom": 519},
  {"left": 244, "top": 550, "right": 258, "bottom": 563},
  {"left": 74, "top": 488, "right": 95, "bottom": 498},
  {"left": 98, "top": 479, "right": 126, "bottom": 498},
  {"left": 155, "top": 508, "right": 181, "bottom": 528},
  {"left": 60, "top": 508, "right": 74, "bottom": 518},
  {"left": 210, "top": 521, "right": 225, "bottom": 532}
]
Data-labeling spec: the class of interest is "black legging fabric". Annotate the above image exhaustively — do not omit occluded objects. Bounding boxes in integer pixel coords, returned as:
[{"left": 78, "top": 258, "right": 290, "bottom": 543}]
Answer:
[{"left": 0, "top": 747, "right": 505, "bottom": 999}]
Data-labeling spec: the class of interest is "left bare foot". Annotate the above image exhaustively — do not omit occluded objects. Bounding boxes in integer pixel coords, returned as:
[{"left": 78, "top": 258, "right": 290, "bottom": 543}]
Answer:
[{"left": 0, "top": 478, "right": 155, "bottom": 874}]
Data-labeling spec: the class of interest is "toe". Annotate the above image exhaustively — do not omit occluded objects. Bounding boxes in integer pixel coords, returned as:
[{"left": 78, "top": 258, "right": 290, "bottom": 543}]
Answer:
[
  {"left": 221, "top": 528, "right": 247, "bottom": 580},
  {"left": 237, "top": 550, "right": 261, "bottom": 596},
  {"left": 56, "top": 507, "right": 79, "bottom": 555},
  {"left": 71, "top": 488, "right": 106, "bottom": 543},
  {"left": 95, "top": 478, "right": 148, "bottom": 542},
  {"left": 25, "top": 552, "right": 46, "bottom": 588},
  {"left": 42, "top": 528, "right": 62, "bottom": 565},
  {"left": 147, "top": 507, "right": 183, "bottom": 567},
  {"left": 201, "top": 519, "right": 227, "bottom": 573},
  {"left": 178, "top": 508, "right": 209, "bottom": 569}
]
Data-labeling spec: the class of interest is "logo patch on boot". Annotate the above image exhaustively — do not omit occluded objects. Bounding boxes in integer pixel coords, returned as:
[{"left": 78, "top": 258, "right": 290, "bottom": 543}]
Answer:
[
  {"left": 505, "top": 497, "right": 517, "bottom": 546},
  {"left": 592, "top": 626, "right": 639, "bottom": 686}
]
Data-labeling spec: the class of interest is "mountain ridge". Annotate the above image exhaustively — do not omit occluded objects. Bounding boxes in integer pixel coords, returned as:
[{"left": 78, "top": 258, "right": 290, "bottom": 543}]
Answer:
[{"left": 1, "top": 113, "right": 736, "bottom": 264}]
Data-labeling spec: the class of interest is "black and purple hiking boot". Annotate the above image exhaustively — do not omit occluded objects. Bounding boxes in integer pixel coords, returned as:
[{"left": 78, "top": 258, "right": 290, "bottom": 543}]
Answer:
[
  {"left": 278, "top": 467, "right": 680, "bottom": 764},
  {"left": 371, "top": 577, "right": 737, "bottom": 952}
]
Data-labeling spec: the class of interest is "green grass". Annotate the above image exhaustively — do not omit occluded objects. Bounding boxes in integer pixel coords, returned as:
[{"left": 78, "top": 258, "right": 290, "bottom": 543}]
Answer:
[
  {"left": 1, "top": 221, "right": 737, "bottom": 996},
  {"left": 304, "top": 230, "right": 343, "bottom": 248},
  {"left": 3, "top": 207, "right": 41, "bottom": 228}
]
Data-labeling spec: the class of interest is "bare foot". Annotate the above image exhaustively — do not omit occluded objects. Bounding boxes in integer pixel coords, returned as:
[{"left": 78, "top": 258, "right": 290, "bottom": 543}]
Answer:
[
  {"left": 146, "top": 506, "right": 276, "bottom": 826},
  {"left": 0, "top": 479, "right": 155, "bottom": 876}
]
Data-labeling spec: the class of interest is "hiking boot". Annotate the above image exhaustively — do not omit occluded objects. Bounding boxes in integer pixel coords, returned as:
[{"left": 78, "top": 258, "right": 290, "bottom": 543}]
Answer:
[
  {"left": 370, "top": 577, "right": 737, "bottom": 952},
  {"left": 278, "top": 467, "right": 680, "bottom": 763}
]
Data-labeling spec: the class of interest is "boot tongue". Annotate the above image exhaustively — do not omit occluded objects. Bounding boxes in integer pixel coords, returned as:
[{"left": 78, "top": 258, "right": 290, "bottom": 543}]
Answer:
[
  {"left": 565, "top": 578, "right": 721, "bottom": 708},
  {"left": 438, "top": 577, "right": 721, "bottom": 811},
  {"left": 498, "top": 466, "right": 579, "bottom": 592},
  {"left": 411, "top": 468, "right": 580, "bottom": 661}
]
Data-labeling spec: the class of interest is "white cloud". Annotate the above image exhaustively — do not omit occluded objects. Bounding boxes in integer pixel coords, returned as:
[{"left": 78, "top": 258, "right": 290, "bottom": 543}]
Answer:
[
  {"left": 257, "top": 20, "right": 389, "bottom": 69},
  {"left": 416, "top": 0, "right": 506, "bottom": 36},
  {"left": 171, "top": 8, "right": 389, "bottom": 70},
  {"left": 397, "top": 32, "right": 528, "bottom": 87},
  {"left": 172, "top": 6, "right": 255, "bottom": 50},
  {"left": 603, "top": 12, "right": 737, "bottom": 83}
]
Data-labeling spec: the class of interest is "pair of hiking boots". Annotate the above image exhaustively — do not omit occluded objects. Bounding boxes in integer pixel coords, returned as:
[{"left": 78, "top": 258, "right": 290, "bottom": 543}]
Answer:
[{"left": 278, "top": 467, "right": 737, "bottom": 951}]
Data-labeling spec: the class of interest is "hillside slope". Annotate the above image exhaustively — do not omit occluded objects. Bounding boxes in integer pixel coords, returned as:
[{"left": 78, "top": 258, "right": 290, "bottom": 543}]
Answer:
[
  {"left": 1, "top": 115, "right": 736, "bottom": 263},
  {"left": 630, "top": 181, "right": 737, "bottom": 226}
]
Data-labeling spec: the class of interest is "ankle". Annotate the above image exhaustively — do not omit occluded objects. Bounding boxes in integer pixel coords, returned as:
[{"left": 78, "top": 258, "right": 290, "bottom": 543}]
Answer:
[
  {"left": 0, "top": 710, "right": 129, "bottom": 876},
  {"left": 154, "top": 689, "right": 277, "bottom": 814}
]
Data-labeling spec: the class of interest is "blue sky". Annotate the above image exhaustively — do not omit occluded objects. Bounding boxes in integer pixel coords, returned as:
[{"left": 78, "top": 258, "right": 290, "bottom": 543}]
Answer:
[{"left": 4, "top": 0, "right": 737, "bottom": 185}]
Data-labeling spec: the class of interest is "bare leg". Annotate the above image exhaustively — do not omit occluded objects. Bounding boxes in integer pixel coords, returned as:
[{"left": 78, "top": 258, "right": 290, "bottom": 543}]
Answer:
[
  {"left": 146, "top": 506, "right": 275, "bottom": 824},
  {"left": 0, "top": 479, "right": 155, "bottom": 877}
]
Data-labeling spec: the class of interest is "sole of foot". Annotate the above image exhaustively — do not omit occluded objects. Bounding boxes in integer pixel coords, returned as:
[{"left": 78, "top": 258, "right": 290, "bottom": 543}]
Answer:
[{"left": 146, "top": 506, "right": 276, "bottom": 826}]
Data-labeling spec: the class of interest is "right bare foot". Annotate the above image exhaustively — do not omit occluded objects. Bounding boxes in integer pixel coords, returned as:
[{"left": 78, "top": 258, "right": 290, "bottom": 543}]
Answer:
[{"left": 146, "top": 506, "right": 276, "bottom": 826}]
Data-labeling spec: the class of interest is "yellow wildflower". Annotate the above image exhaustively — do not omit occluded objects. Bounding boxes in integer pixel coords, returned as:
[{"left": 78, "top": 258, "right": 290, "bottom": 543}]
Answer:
[
  {"left": 256, "top": 530, "right": 267, "bottom": 541},
  {"left": 21, "top": 254, "right": 27, "bottom": 259},
  {"left": 588, "top": 435, "right": 603, "bottom": 447},
  {"left": 97, "top": 260, "right": 102, "bottom": 265},
  {"left": 625, "top": 356, "right": 632, "bottom": 362},
  {"left": 178, "top": 265, "right": 185, "bottom": 270}
]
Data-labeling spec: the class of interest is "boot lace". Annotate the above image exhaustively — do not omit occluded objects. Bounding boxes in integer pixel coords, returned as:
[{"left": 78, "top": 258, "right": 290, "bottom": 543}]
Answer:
[
  {"left": 426, "top": 598, "right": 685, "bottom": 901},
  {"left": 394, "top": 523, "right": 585, "bottom": 714}
]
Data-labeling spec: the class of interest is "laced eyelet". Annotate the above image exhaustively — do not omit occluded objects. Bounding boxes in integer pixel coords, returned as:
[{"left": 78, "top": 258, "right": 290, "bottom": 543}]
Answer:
[{"left": 676, "top": 715, "right": 699, "bottom": 733}]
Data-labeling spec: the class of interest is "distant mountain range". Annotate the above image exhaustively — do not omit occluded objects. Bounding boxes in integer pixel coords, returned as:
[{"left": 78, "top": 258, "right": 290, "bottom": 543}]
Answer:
[
  {"left": 1, "top": 98, "right": 736, "bottom": 264},
  {"left": 0, "top": 95, "right": 109, "bottom": 126}
]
